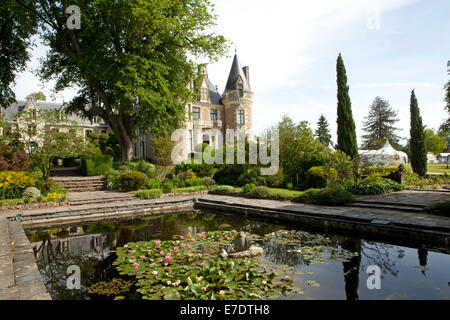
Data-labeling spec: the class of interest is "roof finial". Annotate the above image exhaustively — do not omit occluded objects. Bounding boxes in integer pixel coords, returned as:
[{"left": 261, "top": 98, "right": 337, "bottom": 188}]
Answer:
[{"left": 235, "top": 45, "right": 237, "bottom": 55}]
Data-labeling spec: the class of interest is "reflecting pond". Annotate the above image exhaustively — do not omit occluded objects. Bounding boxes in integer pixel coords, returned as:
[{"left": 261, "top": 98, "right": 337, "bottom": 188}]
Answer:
[{"left": 25, "top": 211, "right": 450, "bottom": 300}]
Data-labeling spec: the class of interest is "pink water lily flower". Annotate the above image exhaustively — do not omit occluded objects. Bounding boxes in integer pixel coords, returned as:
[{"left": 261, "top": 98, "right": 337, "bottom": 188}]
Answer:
[
  {"left": 155, "top": 241, "right": 161, "bottom": 247},
  {"left": 180, "top": 236, "right": 185, "bottom": 240},
  {"left": 132, "top": 263, "right": 139, "bottom": 269},
  {"left": 187, "top": 244, "right": 191, "bottom": 249},
  {"left": 226, "top": 237, "right": 231, "bottom": 240},
  {"left": 165, "top": 255, "right": 173, "bottom": 261},
  {"left": 181, "top": 243, "right": 186, "bottom": 247},
  {"left": 140, "top": 255, "right": 146, "bottom": 260},
  {"left": 218, "top": 238, "right": 223, "bottom": 242},
  {"left": 160, "top": 251, "right": 165, "bottom": 256},
  {"left": 123, "top": 245, "right": 129, "bottom": 249},
  {"left": 173, "top": 247, "right": 179, "bottom": 252},
  {"left": 129, "top": 250, "right": 135, "bottom": 254},
  {"left": 232, "top": 230, "right": 237, "bottom": 233}
]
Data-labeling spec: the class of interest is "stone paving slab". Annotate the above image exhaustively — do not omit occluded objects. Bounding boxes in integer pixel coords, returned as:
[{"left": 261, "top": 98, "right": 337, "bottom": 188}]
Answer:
[
  {"left": 357, "top": 190, "right": 450, "bottom": 207},
  {"left": 0, "top": 218, "right": 51, "bottom": 300}
]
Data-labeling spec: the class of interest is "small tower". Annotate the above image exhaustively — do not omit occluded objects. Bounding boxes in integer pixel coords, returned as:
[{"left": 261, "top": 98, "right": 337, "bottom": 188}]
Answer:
[{"left": 222, "top": 53, "right": 253, "bottom": 142}]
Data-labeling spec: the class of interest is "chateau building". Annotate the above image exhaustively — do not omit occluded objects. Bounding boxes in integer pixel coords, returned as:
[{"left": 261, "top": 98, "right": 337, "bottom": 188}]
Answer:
[{"left": 145, "top": 53, "right": 254, "bottom": 162}]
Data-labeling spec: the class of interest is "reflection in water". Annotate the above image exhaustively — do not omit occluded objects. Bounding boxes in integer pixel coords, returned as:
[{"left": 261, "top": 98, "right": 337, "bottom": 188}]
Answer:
[
  {"left": 418, "top": 248, "right": 428, "bottom": 276},
  {"left": 26, "top": 211, "right": 450, "bottom": 300},
  {"left": 341, "top": 239, "right": 362, "bottom": 301}
]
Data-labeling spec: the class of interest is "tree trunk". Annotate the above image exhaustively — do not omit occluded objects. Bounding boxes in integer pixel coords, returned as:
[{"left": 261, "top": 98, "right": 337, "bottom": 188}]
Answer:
[{"left": 116, "top": 128, "right": 133, "bottom": 161}]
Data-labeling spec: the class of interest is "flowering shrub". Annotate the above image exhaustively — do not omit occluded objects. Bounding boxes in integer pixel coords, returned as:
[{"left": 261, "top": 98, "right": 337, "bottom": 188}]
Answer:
[
  {"left": 0, "top": 171, "right": 37, "bottom": 199},
  {"left": 45, "top": 192, "right": 66, "bottom": 202},
  {"left": 0, "top": 171, "right": 37, "bottom": 189},
  {"left": 113, "top": 231, "right": 302, "bottom": 300}
]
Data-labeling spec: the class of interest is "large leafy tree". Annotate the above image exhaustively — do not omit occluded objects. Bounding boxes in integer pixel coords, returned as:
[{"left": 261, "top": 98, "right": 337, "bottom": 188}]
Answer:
[
  {"left": 18, "top": 0, "right": 228, "bottom": 161},
  {"left": 409, "top": 90, "right": 427, "bottom": 177},
  {"left": 0, "top": 0, "right": 37, "bottom": 108},
  {"left": 361, "top": 96, "right": 401, "bottom": 149},
  {"left": 424, "top": 129, "right": 447, "bottom": 156},
  {"left": 26, "top": 91, "right": 47, "bottom": 101},
  {"left": 315, "top": 114, "right": 332, "bottom": 147},
  {"left": 336, "top": 54, "right": 358, "bottom": 159}
]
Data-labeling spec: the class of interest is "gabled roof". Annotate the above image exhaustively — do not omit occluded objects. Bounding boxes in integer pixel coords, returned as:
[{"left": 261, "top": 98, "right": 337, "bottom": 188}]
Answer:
[
  {"left": 224, "top": 54, "right": 251, "bottom": 93},
  {"left": 1, "top": 99, "right": 106, "bottom": 127}
]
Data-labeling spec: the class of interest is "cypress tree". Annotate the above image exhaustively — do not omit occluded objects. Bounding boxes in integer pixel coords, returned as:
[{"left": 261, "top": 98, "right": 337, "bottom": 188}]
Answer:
[
  {"left": 315, "top": 114, "right": 332, "bottom": 147},
  {"left": 336, "top": 54, "right": 358, "bottom": 159},
  {"left": 410, "top": 90, "right": 427, "bottom": 177}
]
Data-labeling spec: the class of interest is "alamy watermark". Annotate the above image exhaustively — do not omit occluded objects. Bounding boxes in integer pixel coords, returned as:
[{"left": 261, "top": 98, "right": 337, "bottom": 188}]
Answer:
[
  {"left": 66, "top": 5, "right": 81, "bottom": 30},
  {"left": 66, "top": 265, "right": 81, "bottom": 290},
  {"left": 367, "top": 6, "right": 381, "bottom": 30},
  {"left": 366, "top": 265, "right": 381, "bottom": 290},
  {"left": 171, "top": 127, "right": 279, "bottom": 176}
]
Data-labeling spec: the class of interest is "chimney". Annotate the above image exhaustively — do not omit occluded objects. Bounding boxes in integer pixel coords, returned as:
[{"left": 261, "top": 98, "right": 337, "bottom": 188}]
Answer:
[{"left": 243, "top": 66, "right": 250, "bottom": 86}]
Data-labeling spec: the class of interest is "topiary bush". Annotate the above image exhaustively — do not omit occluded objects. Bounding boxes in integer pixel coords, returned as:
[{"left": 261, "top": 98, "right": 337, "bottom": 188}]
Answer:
[
  {"left": 305, "top": 166, "right": 338, "bottom": 189},
  {"left": 242, "top": 183, "right": 256, "bottom": 193},
  {"left": 23, "top": 187, "right": 41, "bottom": 198},
  {"left": 81, "top": 154, "right": 114, "bottom": 176},
  {"left": 119, "top": 171, "right": 149, "bottom": 192},
  {"left": 134, "top": 189, "right": 163, "bottom": 200},
  {"left": 162, "top": 179, "right": 174, "bottom": 193}
]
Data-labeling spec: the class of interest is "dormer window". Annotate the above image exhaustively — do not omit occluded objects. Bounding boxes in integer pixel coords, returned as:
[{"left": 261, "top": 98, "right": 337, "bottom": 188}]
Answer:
[
  {"left": 200, "top": 88, "right": 209, "bottom": 102},
  {"left": 237, "top": 80, "right": 244, "bottom": 98}
]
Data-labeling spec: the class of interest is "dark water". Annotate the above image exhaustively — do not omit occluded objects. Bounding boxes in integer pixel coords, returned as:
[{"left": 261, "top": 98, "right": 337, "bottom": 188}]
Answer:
[{"left": 25, "top": 211, "right": 450, "bottom": 300}]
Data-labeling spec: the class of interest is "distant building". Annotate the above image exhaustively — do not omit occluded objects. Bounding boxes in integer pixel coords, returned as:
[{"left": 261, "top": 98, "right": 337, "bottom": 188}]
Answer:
[
  {"left": 439, "top": 153, "right": 450, "bottom": 164},
  {"left": 0, "top": 95, "right": 110, "bottom": 151},
  {"left": 427, "top": 152, "right": 439, "bottom": 164},
  {"left": 359, "top": 141, "right": 408, "bottom": 166}
]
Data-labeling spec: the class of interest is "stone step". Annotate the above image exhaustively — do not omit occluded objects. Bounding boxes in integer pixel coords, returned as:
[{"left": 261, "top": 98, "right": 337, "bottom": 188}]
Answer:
[
  {"left": 347, "top": 202, "right": 424, "bottom": 213},
  {"left": 20, "top": 198, "right": 193, "bottom": 221},
  {"left": 68, "top": 196, "right": 137, "bottom": 206},
  {"left": 354, "top": 199, "right": 426, "bottom": 208}
]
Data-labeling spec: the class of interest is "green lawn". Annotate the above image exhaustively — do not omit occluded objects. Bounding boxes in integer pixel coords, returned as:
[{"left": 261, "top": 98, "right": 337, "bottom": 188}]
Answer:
[{"left": 403, "top": 163, "right": 450, "bottom": 174}]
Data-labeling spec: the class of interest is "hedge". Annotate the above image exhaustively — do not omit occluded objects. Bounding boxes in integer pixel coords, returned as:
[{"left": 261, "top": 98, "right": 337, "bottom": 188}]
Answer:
[{"left": 81, "top": 154, "right": 113, "bottom": 176}]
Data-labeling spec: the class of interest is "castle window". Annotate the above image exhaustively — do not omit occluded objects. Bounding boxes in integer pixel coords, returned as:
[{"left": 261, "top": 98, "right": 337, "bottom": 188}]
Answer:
[
  {"left": 85, "top": 129, "right": 93, "bottom": 138},
  {"left": 210, "top": 108, "right": 218, "bottom": 120},
  {"left": 238, "top": 110, "right": 245, "bottom": 125},
  {"left": 200, "top": 88, "right": 209, "bottom": 102},
  {"left": 192, "top": 107, "right": 200, "bottom": 120}
]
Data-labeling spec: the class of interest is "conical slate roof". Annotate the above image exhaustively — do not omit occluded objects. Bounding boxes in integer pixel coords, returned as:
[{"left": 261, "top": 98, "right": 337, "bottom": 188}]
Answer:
[{"left": 224, "top": 54, "right": 251, "bottom": 93}]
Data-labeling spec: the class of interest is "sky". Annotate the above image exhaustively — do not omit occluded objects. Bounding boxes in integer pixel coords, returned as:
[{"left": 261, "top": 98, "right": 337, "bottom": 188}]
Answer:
[{"left": 12, "top": 0, "right": 450, "bottom": 147}]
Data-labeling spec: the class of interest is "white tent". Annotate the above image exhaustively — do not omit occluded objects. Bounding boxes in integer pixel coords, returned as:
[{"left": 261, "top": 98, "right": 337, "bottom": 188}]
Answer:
[{"left": 359, "top": 142, "right": 408, "bottom": 166}]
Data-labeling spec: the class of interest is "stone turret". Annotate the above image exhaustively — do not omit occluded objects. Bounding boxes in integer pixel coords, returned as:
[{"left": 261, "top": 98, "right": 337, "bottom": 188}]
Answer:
[{"left": 222, "top": 54, "right": 254, "bottom": 142}]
